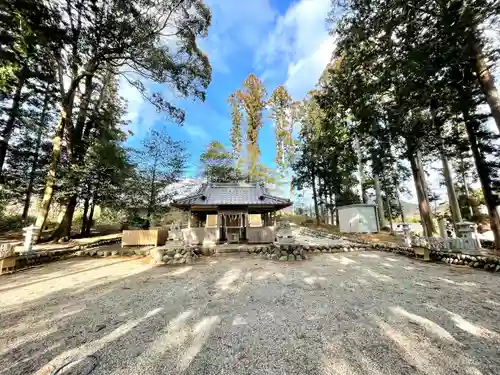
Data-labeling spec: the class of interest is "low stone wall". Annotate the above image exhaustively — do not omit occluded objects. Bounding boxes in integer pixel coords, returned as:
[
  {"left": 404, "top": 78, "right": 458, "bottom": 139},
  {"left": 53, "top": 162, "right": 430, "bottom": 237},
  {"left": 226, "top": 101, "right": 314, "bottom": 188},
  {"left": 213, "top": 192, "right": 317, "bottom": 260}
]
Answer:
[
  {"left": 1, "top": 237, "right": 123, "bottom": 275},
  {"left": 76, "top": 237, "right": 122, "bottom": 250},
  {"left": 248, "top": 243, "right": 373, "bottom": 261},
  {"left": 75, "top": 246, "right": 149, "bottom": 257},
  {"left": 6, "top": 248, "right": 78, "bottom": 271},
  {"left": 430, "top": 250, "right": 500, "bottom": 271},
  {"left": 149, "top": 247, "right": 200, "bottom": 265},
  {"left": 300, "top": 227, "right": 500, "bottom": 272}
]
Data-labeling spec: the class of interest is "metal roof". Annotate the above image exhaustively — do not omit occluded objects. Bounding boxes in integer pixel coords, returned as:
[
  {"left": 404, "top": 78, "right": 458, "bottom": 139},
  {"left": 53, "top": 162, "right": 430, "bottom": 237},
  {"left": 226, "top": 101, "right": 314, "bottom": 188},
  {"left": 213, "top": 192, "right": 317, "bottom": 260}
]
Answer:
[{"left": 171, "top": 182, "right": 292, "bottom": 208}]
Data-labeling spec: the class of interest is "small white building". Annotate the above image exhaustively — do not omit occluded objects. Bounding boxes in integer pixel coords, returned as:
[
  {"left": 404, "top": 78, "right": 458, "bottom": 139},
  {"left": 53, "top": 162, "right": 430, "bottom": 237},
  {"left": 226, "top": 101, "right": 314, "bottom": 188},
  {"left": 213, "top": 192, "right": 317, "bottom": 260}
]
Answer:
[{"left": 337, "top": 204, "right": 380, "bottom": 233}]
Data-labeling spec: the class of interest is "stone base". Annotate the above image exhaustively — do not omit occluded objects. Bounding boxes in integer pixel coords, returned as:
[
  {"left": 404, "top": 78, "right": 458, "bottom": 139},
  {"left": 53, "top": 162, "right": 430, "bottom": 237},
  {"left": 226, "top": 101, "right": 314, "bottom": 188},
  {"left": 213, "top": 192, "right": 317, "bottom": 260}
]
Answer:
[
  {"left": 276, "top": 238, "right": 295, "bottom": 245},
  {"left": 246, "top": 243, "right": 372, "bottom": 261},
  {"left": 154, "top": 247, "right": 199, "bottom": 265},
  {"left": 202, "top": 240, "right": 217, "bottom": 248}
]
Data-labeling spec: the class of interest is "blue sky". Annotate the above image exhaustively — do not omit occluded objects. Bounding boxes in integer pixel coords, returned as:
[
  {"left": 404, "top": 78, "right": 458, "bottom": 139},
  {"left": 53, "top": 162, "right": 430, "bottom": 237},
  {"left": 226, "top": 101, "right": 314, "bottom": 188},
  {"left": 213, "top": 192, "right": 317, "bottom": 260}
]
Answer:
[{"left": 121, "top": 0, "right": 335, "bottom": 180}]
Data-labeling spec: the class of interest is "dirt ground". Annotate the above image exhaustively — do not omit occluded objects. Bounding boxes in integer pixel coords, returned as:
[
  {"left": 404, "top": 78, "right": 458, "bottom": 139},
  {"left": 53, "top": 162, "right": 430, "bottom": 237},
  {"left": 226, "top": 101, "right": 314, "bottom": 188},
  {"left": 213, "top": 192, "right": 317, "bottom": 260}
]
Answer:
[{"left": 1, "top": 253, "right": 500, "bottom": 375}]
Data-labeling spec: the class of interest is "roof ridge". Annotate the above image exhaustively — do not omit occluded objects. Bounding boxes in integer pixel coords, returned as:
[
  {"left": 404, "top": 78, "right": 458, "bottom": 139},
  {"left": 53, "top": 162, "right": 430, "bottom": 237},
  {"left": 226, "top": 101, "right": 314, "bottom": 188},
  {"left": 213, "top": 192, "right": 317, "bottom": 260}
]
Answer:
[
  {"left": 171, "top": 181, "right": 292, "bottom": 208},
  {"left": 261, "top": 193, "right": 291, "bottom": 203},
  {"left": 172, "top": 183, "right": 207, "bottom": 202}
]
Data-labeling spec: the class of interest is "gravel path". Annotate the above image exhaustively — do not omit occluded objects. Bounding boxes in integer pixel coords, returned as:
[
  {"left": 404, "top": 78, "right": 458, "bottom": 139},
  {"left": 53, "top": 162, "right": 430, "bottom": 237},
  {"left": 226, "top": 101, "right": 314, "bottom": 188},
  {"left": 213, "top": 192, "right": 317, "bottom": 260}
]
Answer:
[{"left": 1, "top": 253, "right": 500, "bottom": 375}]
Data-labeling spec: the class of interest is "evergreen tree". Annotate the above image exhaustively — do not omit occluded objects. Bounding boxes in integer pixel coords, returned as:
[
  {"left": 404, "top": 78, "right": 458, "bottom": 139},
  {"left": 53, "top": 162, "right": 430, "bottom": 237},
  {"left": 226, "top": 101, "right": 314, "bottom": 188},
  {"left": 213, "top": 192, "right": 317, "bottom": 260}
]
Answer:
[
  {"left": 229, "top": 74, "right": 267, "bottom": 181},
  {"left": 268, "top": 85, "right": 294, "bottom": 173},
  {"left": 200, "top": 141, "right": 242, "bottom": 182},
  {"left": 133, "top": 127, "right": 187, "bottom": 220}
]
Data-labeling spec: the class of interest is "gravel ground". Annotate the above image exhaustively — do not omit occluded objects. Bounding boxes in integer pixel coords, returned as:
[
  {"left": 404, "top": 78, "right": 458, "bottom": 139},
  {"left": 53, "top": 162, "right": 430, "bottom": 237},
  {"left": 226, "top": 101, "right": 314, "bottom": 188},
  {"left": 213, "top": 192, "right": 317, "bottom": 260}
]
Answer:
[{"left": 1, "top": 253, "right": 500, "bottom": 375}]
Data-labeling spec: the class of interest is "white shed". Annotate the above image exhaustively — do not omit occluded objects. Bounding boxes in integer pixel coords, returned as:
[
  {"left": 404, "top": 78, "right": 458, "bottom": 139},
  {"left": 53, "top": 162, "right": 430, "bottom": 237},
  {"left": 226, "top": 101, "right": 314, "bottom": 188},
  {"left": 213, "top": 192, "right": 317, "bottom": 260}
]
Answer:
[{"left": 337, "top": 204, "right": 380, "bottom": 233}]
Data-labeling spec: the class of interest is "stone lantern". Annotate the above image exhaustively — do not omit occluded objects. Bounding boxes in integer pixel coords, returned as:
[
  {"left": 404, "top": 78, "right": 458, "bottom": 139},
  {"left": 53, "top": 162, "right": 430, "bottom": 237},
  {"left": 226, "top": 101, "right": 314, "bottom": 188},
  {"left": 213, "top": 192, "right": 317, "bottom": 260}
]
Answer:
[
  {"left": 22, "top": 225, "right": 40, "bottom": 253},
  {"left": 401, "top": 223, "right": 412, "bottom": 247},
  {"left": 456, "top": 221, "right": 481, "bottom": 252}
]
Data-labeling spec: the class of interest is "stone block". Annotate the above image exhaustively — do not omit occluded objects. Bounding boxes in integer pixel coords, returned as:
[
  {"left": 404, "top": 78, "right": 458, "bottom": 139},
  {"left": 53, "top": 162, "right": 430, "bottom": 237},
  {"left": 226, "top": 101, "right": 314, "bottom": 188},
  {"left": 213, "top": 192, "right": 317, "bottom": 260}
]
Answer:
[
  {"left": 165, "top": 248, "right": 176, "bottom": 256},
  {"left": 150, "top": 248, "right": 165, "bottom": 263}
]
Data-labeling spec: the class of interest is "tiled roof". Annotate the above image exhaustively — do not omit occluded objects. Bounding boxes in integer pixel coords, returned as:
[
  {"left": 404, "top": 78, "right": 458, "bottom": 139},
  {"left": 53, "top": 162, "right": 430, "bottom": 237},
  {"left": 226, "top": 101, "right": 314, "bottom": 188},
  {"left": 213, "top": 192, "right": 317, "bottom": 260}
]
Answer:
[{"left": 171, "top": 182, "right": 292, "bottom": 208}]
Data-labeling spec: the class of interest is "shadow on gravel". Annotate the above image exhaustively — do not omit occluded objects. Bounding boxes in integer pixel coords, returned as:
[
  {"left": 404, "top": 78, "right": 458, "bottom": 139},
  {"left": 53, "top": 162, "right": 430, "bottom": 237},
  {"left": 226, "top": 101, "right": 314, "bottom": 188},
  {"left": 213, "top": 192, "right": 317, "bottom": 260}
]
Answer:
[
  {"left": 0, "top": 253, "right": 499, "bottom": 375},
  {"left": 0, "top": 258, "right": 140, "bottom": 293}
]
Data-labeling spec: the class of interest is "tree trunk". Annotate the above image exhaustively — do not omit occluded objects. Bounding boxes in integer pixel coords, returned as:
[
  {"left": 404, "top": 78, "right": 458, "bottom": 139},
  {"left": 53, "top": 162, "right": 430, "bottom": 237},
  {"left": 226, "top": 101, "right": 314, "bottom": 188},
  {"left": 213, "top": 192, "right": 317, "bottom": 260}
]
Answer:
[
  {"left": 49, "top": 195, "right": 78, "bottom": 240},
  {"left": 459, "top": 156, "right": 474, "bottom": 218},
  {"left": 147, "top": 161, "right": 157, "bottom": 219},
  {"left": 395, "top": 187, "right": 406, "bottom": 223},
  {"left": 81, "top": 191, "right": 90, "bottom": 236},
  {"left": 33, "top": 65, "right": 96, "bottom": 242},
  {"left": 22, "top": 87, "right": 50, "bottom": 222},
  {"left": 407, "top": 145, "right": 435, "bottom": 236},
  {"left": 33, "top": 75, "right": 86, "bottom": 242},
  {"left": 354, "top": 136, "right": 364, "bottom": 203},
  {"left": 329, "top": 191, "right": 335, "bottom": 225},
  {"left": 318, "top": 177, "right": 326, "bottom": 222},
  {"left": 33, "top": 112, "right": 68, "bottom": 242},
  {"left": 374, "top": 174, "right": 387, "bottom": 228},
  {"left": 440, "top": 149, "right": 462, "bottom": 224},
  {"left": 85, "top": 196, "right": 96, "bottom": 236},
  {"left": 416, "top": 151, "right": 431, "bottom": 205},
  {"left": 311, "top": 167, "right": 320, "bottom": 226},
  {"left": 431, "top": 104, "right": 462, "bottom": 224},
  {"left": 471, "top": 38, "right": 500, "bottom": 134},
  {"left": 464, "top": 111, "right": 500, "bottom": 249},
  {"left": 335, "top": 196, "right": 340, "bottom": 226},
  {"left": 386, "top": 194, "right": 393, "bottom": 232},
  {"left": 50, "top": 75, "right": 95, "bottom": 240},
  {"left": 70, "top": 75, "right": 94, "bottom": 160},
  {"left": 0, "top": 66, "right": 28, "bottom": 178}
]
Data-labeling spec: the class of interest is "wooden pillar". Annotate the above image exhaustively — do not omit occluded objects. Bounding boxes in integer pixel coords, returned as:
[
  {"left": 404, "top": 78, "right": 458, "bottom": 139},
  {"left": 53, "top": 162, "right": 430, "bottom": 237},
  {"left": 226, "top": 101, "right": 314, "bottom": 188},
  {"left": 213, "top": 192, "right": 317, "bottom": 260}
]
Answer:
[{"left": 244, "top": 210, "right": 249, "bottom": 240}]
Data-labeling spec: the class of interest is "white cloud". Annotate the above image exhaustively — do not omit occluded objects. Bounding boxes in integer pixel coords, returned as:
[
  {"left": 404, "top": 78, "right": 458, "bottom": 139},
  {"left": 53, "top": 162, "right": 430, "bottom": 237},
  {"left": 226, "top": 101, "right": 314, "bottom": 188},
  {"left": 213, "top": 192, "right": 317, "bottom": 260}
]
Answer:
[
  {"left": 199, "top": 33, "right": 231, "bottom": 74},
  {"left": 256, "top": 0, "right": 334, "bottom": 99},
  {"left": 285, "top": 37, "right": 335, "bottom": 98},
  {"left": 183, "top": 124, "right": 209, "bottom": 140},
  {"left": 202, "top": 0, "right": 276, "bottom": 74},
  {"left": 119, "top": 75, "right": 150, "bottom": 137},
  {"left": 119, "top": 71, "right": 187, "bottom": 140},
  {"left": 206, "top": 0, "right": 275, "bottom": 47}
]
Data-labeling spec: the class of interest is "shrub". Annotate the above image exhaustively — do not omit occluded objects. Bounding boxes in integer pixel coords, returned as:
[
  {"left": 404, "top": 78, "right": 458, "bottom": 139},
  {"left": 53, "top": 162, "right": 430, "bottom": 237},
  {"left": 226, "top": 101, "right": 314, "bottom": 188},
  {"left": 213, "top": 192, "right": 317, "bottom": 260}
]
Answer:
[
  {"left": 0, "top": 214, "right": 35, "bottom": 232},
  {"left": 126, "top": 215, "right": 150, "bottom": 229}
]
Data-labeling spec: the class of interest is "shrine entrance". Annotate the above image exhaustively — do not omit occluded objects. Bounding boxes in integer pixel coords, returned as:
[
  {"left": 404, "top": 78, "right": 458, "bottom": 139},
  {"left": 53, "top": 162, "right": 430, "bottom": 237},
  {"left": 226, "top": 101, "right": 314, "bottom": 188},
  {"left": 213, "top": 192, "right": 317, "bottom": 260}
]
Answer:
[{"left": 220, "top": 211, "right": 246, "bottom": 243}]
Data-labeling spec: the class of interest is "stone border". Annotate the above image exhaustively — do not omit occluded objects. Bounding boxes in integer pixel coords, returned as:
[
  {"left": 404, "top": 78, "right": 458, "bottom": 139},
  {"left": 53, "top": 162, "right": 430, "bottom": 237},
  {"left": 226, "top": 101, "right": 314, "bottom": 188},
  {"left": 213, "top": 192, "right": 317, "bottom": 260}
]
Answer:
[
  {"left": 150, "top": 247, "right": 200, "bottom": 265},
  {"left": 430, "top": 250, "right": 500, "bottom": 271},
  {"left": 0, "top": 237, "right": 123, "bottom": 275},
  {"left": 300, "top": 227, "right": 500, "bottom": 273},
  {"left": 75, "top": 245, "right": 149, "bottom": 258},
  {"left": 249, "top": 243, "right": 368, "bottom": 260},
  {"left": 77, "top": 237, "right": 121, "bottom": 250}
]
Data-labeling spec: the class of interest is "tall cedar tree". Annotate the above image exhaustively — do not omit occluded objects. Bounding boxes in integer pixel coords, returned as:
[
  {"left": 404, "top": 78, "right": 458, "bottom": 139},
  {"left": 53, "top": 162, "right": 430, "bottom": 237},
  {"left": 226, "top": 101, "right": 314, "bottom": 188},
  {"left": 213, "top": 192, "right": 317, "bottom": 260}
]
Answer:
[{"left": 234, "top": 74, "right": 267, "bottom": 181}]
